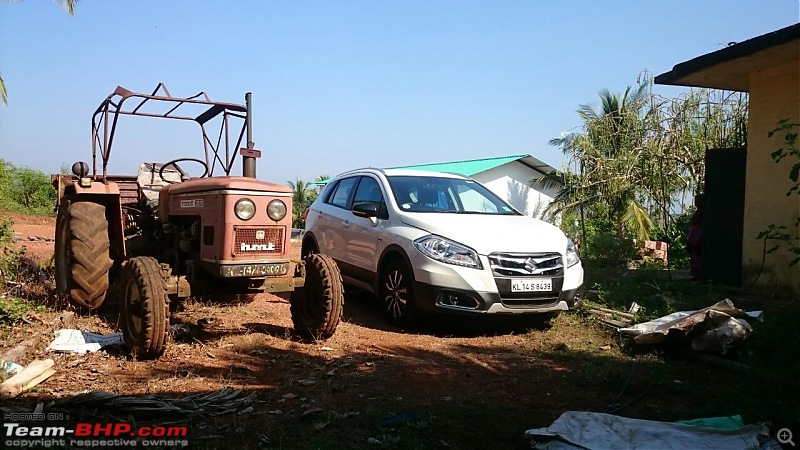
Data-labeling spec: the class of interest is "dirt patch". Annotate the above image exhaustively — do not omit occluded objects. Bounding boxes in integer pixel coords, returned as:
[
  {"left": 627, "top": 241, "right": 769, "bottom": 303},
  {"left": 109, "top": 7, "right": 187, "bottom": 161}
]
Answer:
[
  {"left": 0, "top": 213, "right": 790, "bottom": 449},
  {"left": 3, "top": 211, "right": 56, "bottom": 264}
]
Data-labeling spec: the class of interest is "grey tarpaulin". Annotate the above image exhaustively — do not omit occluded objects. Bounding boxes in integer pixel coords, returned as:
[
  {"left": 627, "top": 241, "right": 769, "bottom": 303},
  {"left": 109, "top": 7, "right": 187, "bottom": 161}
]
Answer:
[
  {"left": 618, "top": 299, "right": 762, "bottom": 353},
  {"left": 525, "top": 411, "right": 780, "bottom": 449}
]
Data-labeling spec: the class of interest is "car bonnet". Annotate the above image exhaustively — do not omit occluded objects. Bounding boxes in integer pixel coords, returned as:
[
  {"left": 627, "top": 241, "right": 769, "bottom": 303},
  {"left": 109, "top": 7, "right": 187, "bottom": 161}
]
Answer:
[{"left": 399, "top": 213, "right": 568, "bottom": 255}]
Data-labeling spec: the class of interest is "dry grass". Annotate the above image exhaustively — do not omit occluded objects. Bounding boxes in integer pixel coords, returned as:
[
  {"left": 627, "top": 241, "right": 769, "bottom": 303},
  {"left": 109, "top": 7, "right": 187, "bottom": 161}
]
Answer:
[{"left": 1, "top": 212, "right": 797, "bottom": 449}]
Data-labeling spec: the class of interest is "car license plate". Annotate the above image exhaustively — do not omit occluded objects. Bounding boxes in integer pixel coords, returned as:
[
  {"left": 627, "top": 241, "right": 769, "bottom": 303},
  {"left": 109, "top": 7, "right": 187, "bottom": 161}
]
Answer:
[
  {"left": 511, "top": 278, "right": 552, "bottom": 292},
  {"left": 221, "top": 263, "right": 288, "bottom": 278}
]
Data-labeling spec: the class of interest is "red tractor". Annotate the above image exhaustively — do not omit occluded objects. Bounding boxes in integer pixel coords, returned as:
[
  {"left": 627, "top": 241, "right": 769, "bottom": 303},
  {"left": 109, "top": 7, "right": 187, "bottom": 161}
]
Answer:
[{"left": 52, "top": 84, "right": 344, "bottom": 359}]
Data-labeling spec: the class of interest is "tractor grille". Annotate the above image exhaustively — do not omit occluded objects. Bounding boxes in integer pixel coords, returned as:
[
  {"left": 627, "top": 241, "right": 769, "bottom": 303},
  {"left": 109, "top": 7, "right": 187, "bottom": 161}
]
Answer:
[{"left": 233, "top": 226, "right": 284, "bottom": 256}]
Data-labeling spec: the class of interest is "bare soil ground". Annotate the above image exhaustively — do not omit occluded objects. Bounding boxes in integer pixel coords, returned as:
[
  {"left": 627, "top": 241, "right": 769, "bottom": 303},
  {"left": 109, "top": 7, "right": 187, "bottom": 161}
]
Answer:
[{"left": 1, "top": 212, "right": 793, "bottom": 449}]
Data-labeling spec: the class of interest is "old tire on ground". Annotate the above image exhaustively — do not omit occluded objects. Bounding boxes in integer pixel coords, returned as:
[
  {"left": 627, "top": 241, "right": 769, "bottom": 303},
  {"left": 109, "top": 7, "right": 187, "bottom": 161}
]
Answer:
[
  {"left": 380, "top": 259, "right": 420, "bottom": 328},
  {"left": 55, "top": 200, "right": 112, "bottom": 311},
  {"left": 290, "top": 253, "right": 344, "bottom": 341},
  {"left": 120, "top": 257, "right": 169, "bottom": 360}
]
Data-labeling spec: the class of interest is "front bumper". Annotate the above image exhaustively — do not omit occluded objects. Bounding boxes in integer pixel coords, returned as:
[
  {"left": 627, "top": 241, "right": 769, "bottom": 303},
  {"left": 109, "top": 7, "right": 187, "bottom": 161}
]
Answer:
[
  {"left": 408, "top": 251, "right": 584, "bottom": 315},
  {"left": 413, "top": 282, "right": 584, "bottom": 315}
]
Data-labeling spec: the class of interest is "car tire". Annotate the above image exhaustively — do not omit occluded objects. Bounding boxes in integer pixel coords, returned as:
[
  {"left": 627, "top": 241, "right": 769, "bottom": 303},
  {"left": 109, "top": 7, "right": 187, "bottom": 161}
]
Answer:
[{"left": 380, "top": 259, "right": 420, "bottom": 327}]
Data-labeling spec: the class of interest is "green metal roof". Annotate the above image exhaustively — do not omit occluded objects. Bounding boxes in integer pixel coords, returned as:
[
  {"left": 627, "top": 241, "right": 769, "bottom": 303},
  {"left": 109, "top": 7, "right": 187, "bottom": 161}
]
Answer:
[
  {"left": 306, "top": 154, "right": 556, "bottom": 186},
  {"left": 390, "top": 154, "right": 531, "bottom": 176}
]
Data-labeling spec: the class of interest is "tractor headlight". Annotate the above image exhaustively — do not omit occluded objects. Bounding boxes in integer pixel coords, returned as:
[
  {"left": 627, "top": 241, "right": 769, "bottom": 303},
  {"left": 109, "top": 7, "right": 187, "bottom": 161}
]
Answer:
[
  {"left": 267, "top": 199, "right": 287, "bottom": 221},
  {"left": 234, "top": 198, "right": 256, "bottom": 220}
]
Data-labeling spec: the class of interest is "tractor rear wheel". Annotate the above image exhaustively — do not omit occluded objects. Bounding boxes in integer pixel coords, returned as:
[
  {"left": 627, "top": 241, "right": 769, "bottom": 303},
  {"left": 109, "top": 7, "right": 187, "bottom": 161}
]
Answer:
[
  {"left": 55, "top": 200, "right": 112, "bottom": 311},
  {"left": 290, "top": 253, "right": 344, "bottom": 341},
  {"left": 120, "top": 257, "right": 170, "bottom": 360}
]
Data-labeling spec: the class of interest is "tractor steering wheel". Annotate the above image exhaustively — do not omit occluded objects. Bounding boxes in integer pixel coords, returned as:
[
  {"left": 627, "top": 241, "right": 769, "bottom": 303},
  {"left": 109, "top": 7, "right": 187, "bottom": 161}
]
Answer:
[{"left": 159, "top": 158, "right": 209, "bottom": 184}]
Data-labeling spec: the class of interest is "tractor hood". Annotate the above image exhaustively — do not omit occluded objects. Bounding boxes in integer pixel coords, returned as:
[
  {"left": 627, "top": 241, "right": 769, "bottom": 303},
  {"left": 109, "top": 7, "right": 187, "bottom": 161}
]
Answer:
[{"left": 166, "top": 176, "right": 292, "bottom": 195}]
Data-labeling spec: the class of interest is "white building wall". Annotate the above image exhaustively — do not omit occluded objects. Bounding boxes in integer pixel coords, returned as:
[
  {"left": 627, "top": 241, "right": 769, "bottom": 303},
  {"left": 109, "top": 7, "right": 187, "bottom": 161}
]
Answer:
[{"left": 471, "top": 162, "right": 560, "bottom": 220}]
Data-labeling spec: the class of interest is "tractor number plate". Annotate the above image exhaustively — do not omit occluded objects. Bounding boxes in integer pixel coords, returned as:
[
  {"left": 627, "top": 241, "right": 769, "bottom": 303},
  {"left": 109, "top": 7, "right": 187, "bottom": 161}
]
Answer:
[{"left": 221, "top": 263, "right": 288, "bottom": 278}]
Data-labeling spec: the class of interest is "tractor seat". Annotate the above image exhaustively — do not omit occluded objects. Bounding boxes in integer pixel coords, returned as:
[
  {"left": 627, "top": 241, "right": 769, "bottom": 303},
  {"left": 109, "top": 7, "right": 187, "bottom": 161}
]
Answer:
[{"left": 137, "top": 162, "right": 183, "bottom": 204}]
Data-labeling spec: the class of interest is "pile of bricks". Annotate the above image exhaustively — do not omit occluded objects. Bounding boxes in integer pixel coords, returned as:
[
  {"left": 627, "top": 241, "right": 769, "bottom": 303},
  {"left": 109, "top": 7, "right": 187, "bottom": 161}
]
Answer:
[{"left": 640, "top": 240, "right": 668, "bottom": 265}]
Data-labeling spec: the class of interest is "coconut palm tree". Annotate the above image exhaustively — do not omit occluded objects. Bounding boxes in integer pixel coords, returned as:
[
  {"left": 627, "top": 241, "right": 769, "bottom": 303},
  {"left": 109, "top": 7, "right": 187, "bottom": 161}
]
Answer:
[
  {"left": 536, "top": 85, "right": 655, "bottom": 241},
  {"left": 288, "top": 178, "right": 317, "bottom": 228},
  {"left": 1, "top": 0, "right": 78, "bottom": 105}
]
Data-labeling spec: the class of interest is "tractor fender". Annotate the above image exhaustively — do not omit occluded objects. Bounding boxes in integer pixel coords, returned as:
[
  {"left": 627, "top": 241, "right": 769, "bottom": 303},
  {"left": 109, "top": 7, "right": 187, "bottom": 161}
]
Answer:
[{"left": 59, "top": 180, "right": 126, "bottom": 263}]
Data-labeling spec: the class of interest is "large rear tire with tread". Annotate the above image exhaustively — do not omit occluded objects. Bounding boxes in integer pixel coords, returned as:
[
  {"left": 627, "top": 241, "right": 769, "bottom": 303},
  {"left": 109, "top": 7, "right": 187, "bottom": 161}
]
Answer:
[
  {"left": 120, "top": 257, "right": 169, "bottom": 360},
  {"left": 290, "top": 253, "right": 344, "bottom": 341},
  {"left": 55, "top": 200, "right": 112, "bottom": 311}
]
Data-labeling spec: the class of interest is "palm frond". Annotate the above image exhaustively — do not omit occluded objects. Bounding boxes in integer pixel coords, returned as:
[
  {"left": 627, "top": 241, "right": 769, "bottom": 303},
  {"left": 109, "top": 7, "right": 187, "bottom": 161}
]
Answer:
[
  {"left": 0, "top": 387, "right": 254, "bottom": 426},
  {"left": 530, "top": 171, "right": 566, "bottom": 191},
  {"left": 0, "top": 75, "right": 6, "bottom": 105},
  {"left": 58, "top": 0, "right": 78, "bottom": 15},
  {"left": 621, "top": 198, "right": 655, "bottom": 241}
]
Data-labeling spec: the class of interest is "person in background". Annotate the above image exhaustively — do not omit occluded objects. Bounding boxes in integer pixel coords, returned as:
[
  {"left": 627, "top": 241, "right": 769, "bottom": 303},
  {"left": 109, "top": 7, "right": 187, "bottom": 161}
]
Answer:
[{"left": 688, "top": 193, "right": 705, "bottom": 280}]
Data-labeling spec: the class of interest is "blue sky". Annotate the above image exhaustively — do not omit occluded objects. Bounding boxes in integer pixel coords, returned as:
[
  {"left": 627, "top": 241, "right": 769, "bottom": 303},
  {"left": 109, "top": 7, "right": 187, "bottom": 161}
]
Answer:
[{"left": 1, "top": 1, "right": 798, "bottom": 183}]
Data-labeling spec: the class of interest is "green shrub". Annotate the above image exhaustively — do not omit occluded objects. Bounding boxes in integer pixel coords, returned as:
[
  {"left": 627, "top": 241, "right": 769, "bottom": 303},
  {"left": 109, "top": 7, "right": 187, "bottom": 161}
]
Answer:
[
  {"left": 0, "top": 159, "right": 56, "bottom": 215},
  {"left": 0, "top": 216, "right": 13, "bottom": 244},
  {"left": 0, "top": 296, "right": 44, "bottom": 327},
  {"left": 582, "top": 233, "right": 638, "bottom": 267},
  {"left": 651, "top": 210, "right": 693, "bottom": 270}
]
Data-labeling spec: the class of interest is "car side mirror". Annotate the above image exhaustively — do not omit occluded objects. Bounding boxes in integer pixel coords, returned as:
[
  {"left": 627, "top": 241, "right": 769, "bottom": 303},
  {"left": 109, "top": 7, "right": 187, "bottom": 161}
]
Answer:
[{"left": 352, "top": 202, "right": 378, "bottom": 218}]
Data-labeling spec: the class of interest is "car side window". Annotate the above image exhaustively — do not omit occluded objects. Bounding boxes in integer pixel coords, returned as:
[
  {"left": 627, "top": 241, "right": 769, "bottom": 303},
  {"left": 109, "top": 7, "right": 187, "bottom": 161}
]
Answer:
[
  {"left": 352, "top": 176, "right": 389, "bottom": 219},
  {"left": 326, "top": 176, "right": 358, "bottom": 209},
  {"left": 322, "top": 180, "right": 339, "bottom": 203}
]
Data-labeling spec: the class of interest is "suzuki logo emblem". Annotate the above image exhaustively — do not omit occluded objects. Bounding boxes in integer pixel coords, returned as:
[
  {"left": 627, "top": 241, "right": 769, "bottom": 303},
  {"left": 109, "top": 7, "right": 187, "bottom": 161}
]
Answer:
[
  {"left": 255, "top": 230, "right": 265, "bottom": 240},
  {"left": 524, "top": 257, "right": 537, "bottom": 273}
]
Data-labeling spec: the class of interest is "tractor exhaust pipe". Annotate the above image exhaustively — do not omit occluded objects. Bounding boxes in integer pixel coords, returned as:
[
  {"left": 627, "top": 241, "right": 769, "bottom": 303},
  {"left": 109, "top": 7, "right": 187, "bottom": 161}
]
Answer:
[{"left": 242, "top": 92, "right": 257, "bottom": 179}]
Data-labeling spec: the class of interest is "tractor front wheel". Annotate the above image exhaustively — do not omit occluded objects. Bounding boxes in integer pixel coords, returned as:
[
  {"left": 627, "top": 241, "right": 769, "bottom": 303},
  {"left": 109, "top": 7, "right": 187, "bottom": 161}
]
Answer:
[
  {"left": 290, "top": 253, "right": 344, "bottom": 341},
  {"left": 120, "top": 257, "right": 170, "bottom": 360},
  {"left": 55, "top": 200, "right": 112, "bottom": 311}
]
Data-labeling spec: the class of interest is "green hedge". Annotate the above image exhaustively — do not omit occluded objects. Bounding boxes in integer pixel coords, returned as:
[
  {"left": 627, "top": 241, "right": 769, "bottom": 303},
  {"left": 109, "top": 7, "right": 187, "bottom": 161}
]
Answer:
[{"left": 0, "top": 159, "right": 56, "bottom": 216}]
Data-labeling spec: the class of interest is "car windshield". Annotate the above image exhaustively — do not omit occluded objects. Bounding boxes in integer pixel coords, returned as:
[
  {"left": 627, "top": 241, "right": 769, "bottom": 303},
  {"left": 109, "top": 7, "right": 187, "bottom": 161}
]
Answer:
[{"left": 386, "top": 175, "right": 520, "bottom": 215}]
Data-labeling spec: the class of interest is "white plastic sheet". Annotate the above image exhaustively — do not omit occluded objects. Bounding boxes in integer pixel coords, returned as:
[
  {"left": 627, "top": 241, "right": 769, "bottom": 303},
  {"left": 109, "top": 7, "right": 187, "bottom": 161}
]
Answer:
[
  {"left": 47, "top": 329, "right": 124, "bottom": 353},
  {"left": 525, "top": 411, "right": 780, "bottom": 450},
  {"left": 618, "top": 299, "right": 761, "bottom": 353}
]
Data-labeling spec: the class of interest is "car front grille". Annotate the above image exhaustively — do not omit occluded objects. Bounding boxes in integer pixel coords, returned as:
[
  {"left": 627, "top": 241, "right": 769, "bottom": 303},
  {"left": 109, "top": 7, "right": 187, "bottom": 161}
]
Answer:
[
  {"left": 487, "top": 252, "right": 563, "bottom": 277},
  {"left": 233, "top": 226, "right": 284, "bottom": 256},
  {"left": 498, "top": 292, "right": 562, "bottom": 308}
]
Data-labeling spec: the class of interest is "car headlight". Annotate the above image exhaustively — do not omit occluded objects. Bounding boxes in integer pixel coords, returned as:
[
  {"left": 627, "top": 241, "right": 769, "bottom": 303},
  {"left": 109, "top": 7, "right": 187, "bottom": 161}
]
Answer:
[
  {"left": 566, "top": 239, "right": 580, "bottom": 267},
  {"left": 234, "top": 198, "right": 256, "bottom": 220},
  {"left": 267, "top": 199, "right": 287, "bottom": 221},
  {"left": 413, "top": 235, "right": 482, "bottom": 269}
]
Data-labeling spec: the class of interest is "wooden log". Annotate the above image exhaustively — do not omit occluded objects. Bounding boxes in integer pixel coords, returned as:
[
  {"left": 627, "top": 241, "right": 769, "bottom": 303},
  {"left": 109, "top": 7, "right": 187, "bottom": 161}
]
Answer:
[
  {"left": 588, "top": 309, "right": 632, "bottom": 324},
  {"left": 592, "top": 306, "right": 636, "bottom": 320},
  {"left": 0, "top": 359, "right": 56, "bottom": 399}
]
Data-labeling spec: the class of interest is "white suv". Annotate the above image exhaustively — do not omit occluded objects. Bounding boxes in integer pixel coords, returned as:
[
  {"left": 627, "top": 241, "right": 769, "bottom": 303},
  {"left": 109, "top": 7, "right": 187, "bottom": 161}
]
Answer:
[{"left": 302, "top": 168, "right": 583, "bottom": 326}]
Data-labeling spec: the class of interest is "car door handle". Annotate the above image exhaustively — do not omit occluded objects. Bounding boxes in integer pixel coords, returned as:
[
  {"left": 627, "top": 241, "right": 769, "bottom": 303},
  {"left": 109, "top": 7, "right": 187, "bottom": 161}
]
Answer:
[{"left": 341, "top": 220, "right": 350, "bottom": 228}]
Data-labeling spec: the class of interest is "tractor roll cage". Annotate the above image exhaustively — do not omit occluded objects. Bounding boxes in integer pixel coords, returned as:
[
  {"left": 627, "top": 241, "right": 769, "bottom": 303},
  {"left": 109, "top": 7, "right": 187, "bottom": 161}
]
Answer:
[{"left": 91, "top": 83, "right": 251, "bottom": 180}]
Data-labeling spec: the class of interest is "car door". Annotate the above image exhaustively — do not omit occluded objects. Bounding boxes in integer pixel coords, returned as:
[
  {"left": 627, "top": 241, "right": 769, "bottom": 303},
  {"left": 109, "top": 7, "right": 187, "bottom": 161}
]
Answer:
[
  {"left": 311, "top": 176, "right": 358, "bottom": 265},
  {"left": 343, "top": 176, "right": 389, "bottom": 284}
]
